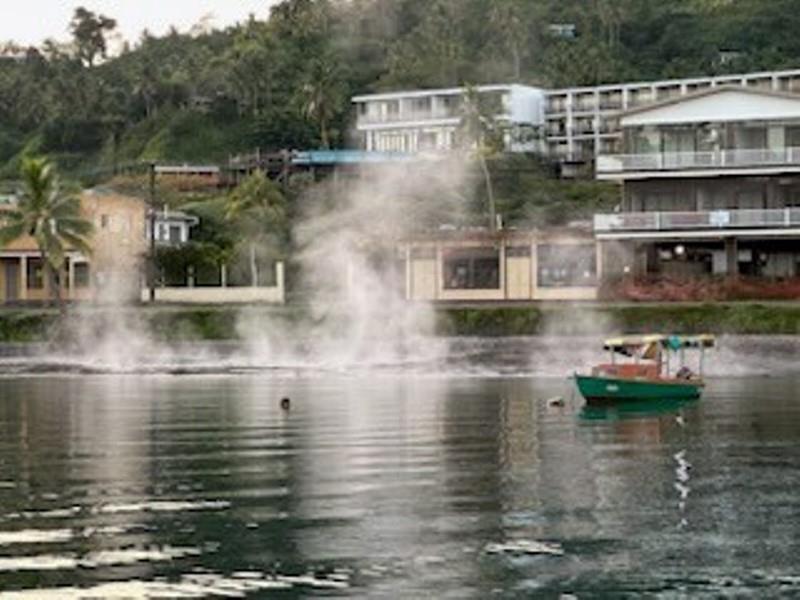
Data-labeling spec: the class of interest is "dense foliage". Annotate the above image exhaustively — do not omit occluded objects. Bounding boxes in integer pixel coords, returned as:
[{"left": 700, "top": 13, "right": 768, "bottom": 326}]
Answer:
[{"left": 2, "top": 0, "right": 800, "bottom": 175}]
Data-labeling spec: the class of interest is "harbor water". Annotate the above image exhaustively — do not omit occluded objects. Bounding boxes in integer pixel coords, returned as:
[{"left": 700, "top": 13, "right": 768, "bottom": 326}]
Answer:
[{"left": 0, "top": 338, "right": 799, "bottom": 598}]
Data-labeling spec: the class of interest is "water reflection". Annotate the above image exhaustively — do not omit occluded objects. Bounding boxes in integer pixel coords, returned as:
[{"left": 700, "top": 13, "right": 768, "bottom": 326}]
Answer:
[{"left": 0, "top": 374, "right": 800, "bottom": 597}]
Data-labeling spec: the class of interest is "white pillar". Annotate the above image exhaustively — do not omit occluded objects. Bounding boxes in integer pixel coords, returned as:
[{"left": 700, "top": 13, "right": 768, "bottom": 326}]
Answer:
[
  {"left": 275, "top": 261, "right": 285, "bottom": 304},
  {"left": 19, "top": 255, "right": 27, "bottom": 301},
  {"left": 405, "top": 245, "right": 412, "bottom": 301}
]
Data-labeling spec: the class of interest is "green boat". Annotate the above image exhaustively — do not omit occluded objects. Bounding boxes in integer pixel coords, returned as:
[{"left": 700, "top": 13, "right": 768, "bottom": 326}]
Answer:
[{"left": 574, "top": 334, "right": 715, "bottom": 405}]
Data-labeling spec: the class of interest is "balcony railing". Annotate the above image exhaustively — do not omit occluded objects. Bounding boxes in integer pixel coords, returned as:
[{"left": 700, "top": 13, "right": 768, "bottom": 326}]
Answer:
[
  {"left": 357, "top": 109, "right": 460, "bottom": 125},
  {"left": 595, "top": 208, "right": 800, "bottom": 233},
  {"left": 597, "top": 147, "right": 800, "bottom": 174}
]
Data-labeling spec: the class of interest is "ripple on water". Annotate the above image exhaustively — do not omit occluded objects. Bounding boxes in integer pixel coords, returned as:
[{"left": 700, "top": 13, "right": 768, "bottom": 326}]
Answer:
[
  {"left": 0, "top": 546, "right": 202, "bottom": 571},
  {"left": 0, "top": 570, "right": 350, "bottom": 598},
  {"left": 95, "top": 500, "right": 231, "bottom": 515}
]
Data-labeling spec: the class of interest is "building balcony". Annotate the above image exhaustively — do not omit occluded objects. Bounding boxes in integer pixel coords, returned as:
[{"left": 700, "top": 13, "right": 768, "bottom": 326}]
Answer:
[
  {"left": 594, "top": 208, "right": 800, "bottom": 238},
  {"left": 597, "top": 147, "right": 800, "bottom": 178}
]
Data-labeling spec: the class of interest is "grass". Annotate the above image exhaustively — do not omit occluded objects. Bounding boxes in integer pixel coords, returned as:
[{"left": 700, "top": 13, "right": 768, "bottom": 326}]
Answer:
[{"left": 2, "top": 302, "right": 800, "bottom": 344}]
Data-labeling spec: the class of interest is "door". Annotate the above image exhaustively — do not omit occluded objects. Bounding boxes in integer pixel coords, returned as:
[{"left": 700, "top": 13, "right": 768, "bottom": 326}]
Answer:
[{"left": 4, "top": 261, "right": 19, "bottom": 302}]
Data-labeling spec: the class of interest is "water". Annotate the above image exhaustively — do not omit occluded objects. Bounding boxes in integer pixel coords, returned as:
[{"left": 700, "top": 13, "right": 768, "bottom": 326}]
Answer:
[{"left": 0, "top": 340, "right": 800, "bottom": 597}]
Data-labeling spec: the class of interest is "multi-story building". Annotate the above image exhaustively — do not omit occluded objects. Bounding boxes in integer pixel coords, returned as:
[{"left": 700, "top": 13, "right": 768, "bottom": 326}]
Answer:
[
  {"left": 592, "top": 85, "right": 800, "bottom": 281},
  {"left": 352, "top": 84, "right": 546, "bottom": 154},
  {"left": 545, "top": 68, "right": 800, "bottom": 165},
  {"left": 352, "top": 68, "right": 800, "bottom": 172}
]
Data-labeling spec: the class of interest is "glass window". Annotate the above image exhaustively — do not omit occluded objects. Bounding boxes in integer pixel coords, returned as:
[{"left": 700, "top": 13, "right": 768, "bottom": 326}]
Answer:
[
  {"left": 27, "top": 258, "right": 44, "bottom": 289},
  {"left": 74, "top": 263, "right": 91, "bottom": 288},
  {"left": 537, "top": 244, "right": 597, "bottom": 288},
  {"left": 443, "top": 248, "right": 500, "bottom": 290},
  {"left": 169, "top": 225, "right": 182, "bottom": 243},
  {"left": 507, "top": 245, "right": 531, "bottom": 257}
]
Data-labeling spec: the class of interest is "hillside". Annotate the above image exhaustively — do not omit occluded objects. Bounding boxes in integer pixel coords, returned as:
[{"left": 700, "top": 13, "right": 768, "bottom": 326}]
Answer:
[{"left": 2, "top": 0, "right": 800, "bottom": 179}]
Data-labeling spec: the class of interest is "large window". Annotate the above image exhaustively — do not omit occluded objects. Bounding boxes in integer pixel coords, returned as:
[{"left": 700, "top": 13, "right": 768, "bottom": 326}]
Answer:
[
  {"left": 26, "top": 258, "right": 44, "bottom": 290},
  {"left": 443, "top": 248, "right": 500, "bottom": 290},
  {"left": 538, "top": 244, "right": 597, "bottom": 288}
]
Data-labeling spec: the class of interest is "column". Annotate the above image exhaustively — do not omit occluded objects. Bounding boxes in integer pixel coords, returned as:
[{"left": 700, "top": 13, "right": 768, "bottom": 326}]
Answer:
[
  {"left": 275, "top": 262, "right": 285, "bottom": 304},
  {"left": 405, "top": 246, "right": 412, "bottom": 301},
  {"left": 19, "top": 255, "right": 27, "bottom": 301},
  {"left": 68, "top": 257, "right": 76, "bottom": 299},
  {"left": 500, "top": 243, "right": 507, "bottom": 300}
]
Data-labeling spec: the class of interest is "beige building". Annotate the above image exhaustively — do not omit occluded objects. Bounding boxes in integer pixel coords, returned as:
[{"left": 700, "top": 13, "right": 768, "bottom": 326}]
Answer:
[
  {"left": 0, "top": 189, "right": 147, "bottom": 304},
  {"left": 402, "top": 229, "right": 599, "bottom": 302}
]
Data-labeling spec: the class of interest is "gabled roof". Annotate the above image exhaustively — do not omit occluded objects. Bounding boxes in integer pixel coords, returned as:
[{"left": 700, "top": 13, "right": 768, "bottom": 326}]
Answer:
[{"left": 619, "top": 85, "right": 800, "bottom": 127}]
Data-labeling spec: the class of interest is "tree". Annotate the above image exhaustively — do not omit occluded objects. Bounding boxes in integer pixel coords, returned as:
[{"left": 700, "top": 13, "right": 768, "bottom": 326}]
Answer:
[
  {"left": 0, "top": 157, "right": 93, "bottom": 309},
  {"left": 457, "top": 86, "right": 505, "bottom": 231},
  {"left": 225, "top": 171, "right": 288, "bottom": 286},
  {"left": 299, "top": 55, "right": 345, "bottom": 149},
  {"left": 70, "top": 7, "right": 117, "bottom": 67}
]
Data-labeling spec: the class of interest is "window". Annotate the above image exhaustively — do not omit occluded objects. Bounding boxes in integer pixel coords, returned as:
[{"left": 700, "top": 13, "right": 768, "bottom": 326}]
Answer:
[
  {"left": 443, "top": 248, "right": 500, "bottom": 290},
  {"left": 537, "top": 244, "right": 597, "bottom": 288},
  {"left": 27, "top": 258, "right": 44, "bottom": 289},
  {"left": 411, "top": 97, "right": 432, "bottom": 115},
  {"left": 74, "top": 263, "right": 91, "bottom": 288},
  {"left": 100, "top": 214, "right": 110, "bottom": 229},
  {"left": 158, "top": 224, "right": 169, "bottom": 241},
  {"left": 507, "top": 245, "right": 531, "bottom": 257},
  {"left": 169, "top": 225, "right": 182, "bottom": 244}
]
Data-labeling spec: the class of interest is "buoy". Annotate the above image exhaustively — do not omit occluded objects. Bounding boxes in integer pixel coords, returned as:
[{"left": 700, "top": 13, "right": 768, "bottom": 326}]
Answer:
[{"left": 280, "top": 397, "right": 291, "bottom": 410}]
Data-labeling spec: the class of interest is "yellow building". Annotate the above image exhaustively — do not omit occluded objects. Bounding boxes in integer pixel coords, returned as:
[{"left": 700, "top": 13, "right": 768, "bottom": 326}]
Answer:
[
  {"left": 0, "top": 189, "right": 147, "bottom": 304},
  {"left": 402, "top": 228, "right": 599, "bottom": 302}
]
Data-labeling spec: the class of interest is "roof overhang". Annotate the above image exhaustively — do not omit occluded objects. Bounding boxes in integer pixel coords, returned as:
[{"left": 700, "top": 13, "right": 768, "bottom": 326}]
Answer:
[{"left": 620, "top": 85, "right": 800, "bottom": 127}]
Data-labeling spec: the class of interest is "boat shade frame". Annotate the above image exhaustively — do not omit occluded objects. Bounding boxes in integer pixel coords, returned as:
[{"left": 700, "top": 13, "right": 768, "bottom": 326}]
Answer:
[{"left": 603, "top": 334, "right": 715, "bottom": 355}]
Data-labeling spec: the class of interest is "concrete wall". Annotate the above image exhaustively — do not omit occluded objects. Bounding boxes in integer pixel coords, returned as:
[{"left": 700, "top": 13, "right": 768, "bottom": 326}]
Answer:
[{"left": 143, "top": 262, "right": 285, "bottom": 305}]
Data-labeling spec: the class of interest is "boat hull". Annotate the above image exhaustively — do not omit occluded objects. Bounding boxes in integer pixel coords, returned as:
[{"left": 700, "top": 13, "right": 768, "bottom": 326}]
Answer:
[{"left": 575, "top": 374, "right": 703, "bottom": 404}]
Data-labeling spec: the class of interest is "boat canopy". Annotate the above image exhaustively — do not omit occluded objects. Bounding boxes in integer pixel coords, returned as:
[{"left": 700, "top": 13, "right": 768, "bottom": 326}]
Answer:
[{"left": 603, "top": 335, "right": 715, "bottom": 356}]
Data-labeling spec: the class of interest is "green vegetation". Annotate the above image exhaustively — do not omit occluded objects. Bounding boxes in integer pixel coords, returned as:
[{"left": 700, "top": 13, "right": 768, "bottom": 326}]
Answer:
[
  {"left": 0, "top": 157, "right": 93, "bottom": 308},
  {"left": 2, "top": 1, "right": 800, "bottom": 177},
  {"left": 3, "top": 303, "right": 800, "bottom": 344}
]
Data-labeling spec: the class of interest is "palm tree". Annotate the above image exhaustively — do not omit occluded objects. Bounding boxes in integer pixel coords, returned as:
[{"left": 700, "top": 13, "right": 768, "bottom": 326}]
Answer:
[
  {"left": 299, "top": 56, "right": 344, "bottom": 149},
  {"left": 457, "top": 86, "right": 505, "bottom": 231},
  {"left": 0, "top": 157, "right": 93, "bottom": 309}
]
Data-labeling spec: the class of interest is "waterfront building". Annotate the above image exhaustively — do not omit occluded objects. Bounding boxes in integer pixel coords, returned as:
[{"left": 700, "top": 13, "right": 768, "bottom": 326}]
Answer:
[
  {"left": 352, "top": 84, "right": 547, "bottom": 154},
  {"left": 352, "top": 68, "right": 800, "bottom": 173},
  {"left": 0, "top": 189, "right": 147, "bottom": 304},
  {"left": 592, "top": 85, "right": 800, "bottom": 281},
  {"left": 545, "top": 68, "right": 800, "bottom": 169},
  {"left": 401, "top": 228, "right": 598, "bottom": 302}
]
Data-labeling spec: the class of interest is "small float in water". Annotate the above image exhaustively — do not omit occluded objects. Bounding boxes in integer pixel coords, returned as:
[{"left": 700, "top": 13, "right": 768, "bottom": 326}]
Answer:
[{"left": 574, "top": 334, "right": 715, "bottom": 404}]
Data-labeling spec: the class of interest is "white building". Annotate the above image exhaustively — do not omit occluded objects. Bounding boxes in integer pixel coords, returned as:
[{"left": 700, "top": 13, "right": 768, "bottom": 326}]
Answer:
[
  {"left": 352, "top": 84, "right": 546, "bottom": 154},
  {"left": 593, "top": 85, "right": 800, "bottom": 280},
  {"left": 546, "top": 68, "right": 800, "bottom": 165},
  {"left": 351, "top": 69, "right": 800, "bottom": 171},
  {"left": 147, "top": 208, "right": 199, "bottom": 246}
]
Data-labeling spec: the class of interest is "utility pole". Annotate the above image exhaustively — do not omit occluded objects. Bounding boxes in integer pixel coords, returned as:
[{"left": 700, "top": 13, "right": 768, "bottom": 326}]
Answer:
[{"left": 148, "top": 161, "right": 157, "bottom": 303}]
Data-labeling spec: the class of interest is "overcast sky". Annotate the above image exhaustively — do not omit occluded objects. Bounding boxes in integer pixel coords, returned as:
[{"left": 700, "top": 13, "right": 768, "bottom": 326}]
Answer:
[{"left": 2, "top": 1, "right": 279, "bottom": 47}]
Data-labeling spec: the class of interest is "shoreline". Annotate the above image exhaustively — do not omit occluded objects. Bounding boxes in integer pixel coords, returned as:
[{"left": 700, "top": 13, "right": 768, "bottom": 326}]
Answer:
[{"left": 1, "top": 301, "right": 800, "bottom": 342}]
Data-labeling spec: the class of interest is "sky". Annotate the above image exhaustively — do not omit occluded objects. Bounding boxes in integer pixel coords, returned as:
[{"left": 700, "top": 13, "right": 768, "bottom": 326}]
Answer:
[{"left": 1, "top": 1, "right": 279, "bottom": 47}]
